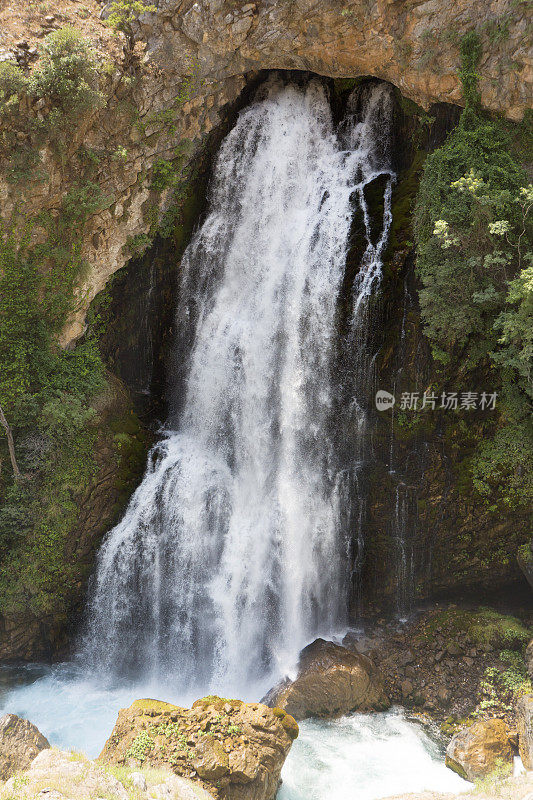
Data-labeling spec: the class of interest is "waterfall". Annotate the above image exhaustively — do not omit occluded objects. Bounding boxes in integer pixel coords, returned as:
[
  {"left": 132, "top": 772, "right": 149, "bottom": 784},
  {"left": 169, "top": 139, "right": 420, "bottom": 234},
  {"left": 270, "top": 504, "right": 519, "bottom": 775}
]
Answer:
[{"left": 83, "top": 76, "right": 394, "bottom": 695}]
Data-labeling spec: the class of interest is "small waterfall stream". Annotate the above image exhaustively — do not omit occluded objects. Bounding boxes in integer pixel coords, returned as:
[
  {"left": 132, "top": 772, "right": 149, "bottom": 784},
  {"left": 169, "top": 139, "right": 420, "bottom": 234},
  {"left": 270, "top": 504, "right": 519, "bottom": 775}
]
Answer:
[{"left": 83, "top": 77, "right": 394, "bottom": 695}]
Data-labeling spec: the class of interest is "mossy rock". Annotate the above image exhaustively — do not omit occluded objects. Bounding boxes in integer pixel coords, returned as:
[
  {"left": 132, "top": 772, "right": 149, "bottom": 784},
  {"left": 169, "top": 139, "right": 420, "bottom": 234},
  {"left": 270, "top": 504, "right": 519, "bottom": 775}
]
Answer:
[
  {"left": 191, "top": 696, "right": 242, "bottom": 712},
  {"left": 131, "top": 699, "right": 181, "bottom": 716},
  {"left": 422, "top": 607, "right": 531, "bottom": 651},
  {"left": 272, "top": 708, "right": 299, "bottom": 740}
]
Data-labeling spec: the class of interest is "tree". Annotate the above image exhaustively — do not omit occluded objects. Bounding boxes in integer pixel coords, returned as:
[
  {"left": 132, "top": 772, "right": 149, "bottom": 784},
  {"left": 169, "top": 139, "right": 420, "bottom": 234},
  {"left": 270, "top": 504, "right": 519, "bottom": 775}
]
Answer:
[
  {"left": 0, "top": 402, "right": 22, "bottom": 479},
  {"left": 105, "top": 0, "right": 156, "bottom": 52}
]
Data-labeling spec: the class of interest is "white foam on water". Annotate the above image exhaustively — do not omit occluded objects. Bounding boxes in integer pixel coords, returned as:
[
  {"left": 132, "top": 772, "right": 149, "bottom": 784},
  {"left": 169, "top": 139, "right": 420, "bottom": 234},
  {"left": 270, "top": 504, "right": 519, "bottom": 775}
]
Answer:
[
  {"left": 278, "top": 711, "right": 471, "bottom": 800},
  {"left": 0, "top": 670, "right": 471, "bottom": 799}
]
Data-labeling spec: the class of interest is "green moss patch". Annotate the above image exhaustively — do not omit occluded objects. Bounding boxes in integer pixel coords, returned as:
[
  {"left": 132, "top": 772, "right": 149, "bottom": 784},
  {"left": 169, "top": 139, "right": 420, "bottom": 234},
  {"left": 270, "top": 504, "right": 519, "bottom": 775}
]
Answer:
[{"left": 422, "top": 607, "right": 531, "bottom": 651}]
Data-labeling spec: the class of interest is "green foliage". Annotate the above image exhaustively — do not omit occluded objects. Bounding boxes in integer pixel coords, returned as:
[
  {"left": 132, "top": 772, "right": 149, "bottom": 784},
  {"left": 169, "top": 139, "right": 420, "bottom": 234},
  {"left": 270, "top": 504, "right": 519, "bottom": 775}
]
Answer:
[
  {"left": 0, "top": 63, "right": 31, "bottom": 156},
  {"left": 227, "top": 724, "right": 243, "bottom": 735},
  {"left": 459, "top": 31, "right": 482, "bottom": 108},
  {"left": 0, "top": 192, "right": 108, "bottom": 612},
  {"left": 60, "top": 181, "right": 108, "bottom": 225},
  {"left": 126, "top": 731, "right": 155, "bottom": 762},
  {"left": 493, "top": 258, "right": 533, "bottom": 396},
  {"left": 0, "top": 222, "right": 47, "bottom": 411},
  {"left": 29, "top": 27, "right": 103, "bottom": 115},
  {"left": 414, "top": 119, "right": 526, "bottom": 358},
  {"left": 0, "top": 418, "right": 99, "bottom": 615},
  {"left": 423, "top": 607, "right": 531, "bottom": 650},
  {"left": 415, "top": 129, "right": 532, "bottom": 506},
  {"left": 0, "top": 62, "right": 29, "bottom": 107},
  {"left": 478, "top": 652, "right": 532, "bottom": 716},
  {"left": 105, "top": 0, "right": 156, "bottom": 47},
  {"left": 40, "top": 393, "right": 97, "bottom": 443},
  {"left": 414, "top": 37, "right": 533, "bottom": 507},
  {"left": 150, "top": 158, "right": 176, "bottom": 192},
  {"left": 6, "top": 147, "right": 45, "bottom": 185},
  {"left": 126, "top": 232, "right": 153, "bottom": 257},
  {"left": 112, "top": 145, "right": 128, "bottom": 163},
  {"left": 471, "top": 415, "right": 533, "bottom": 507}
]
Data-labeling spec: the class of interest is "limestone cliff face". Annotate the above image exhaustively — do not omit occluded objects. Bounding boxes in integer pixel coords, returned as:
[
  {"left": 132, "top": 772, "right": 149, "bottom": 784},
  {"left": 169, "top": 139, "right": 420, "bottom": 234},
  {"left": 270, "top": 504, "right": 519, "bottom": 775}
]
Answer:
[
  {"left": 143, "top": 0, "right": 530, "bottom": 120},
  {"left": 1, "top": 0, "right": 530, "bottom": 345}
]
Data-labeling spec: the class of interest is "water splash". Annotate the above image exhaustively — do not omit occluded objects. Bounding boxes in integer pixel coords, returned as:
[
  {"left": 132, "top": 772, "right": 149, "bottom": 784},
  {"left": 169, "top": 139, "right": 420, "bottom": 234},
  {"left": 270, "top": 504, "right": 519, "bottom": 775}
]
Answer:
[
  {"left": 82, "top": 77, "right": 394, "bottom": 695},
  {"left": 278, "top": 711, "right": 470, "bottom": 800}
]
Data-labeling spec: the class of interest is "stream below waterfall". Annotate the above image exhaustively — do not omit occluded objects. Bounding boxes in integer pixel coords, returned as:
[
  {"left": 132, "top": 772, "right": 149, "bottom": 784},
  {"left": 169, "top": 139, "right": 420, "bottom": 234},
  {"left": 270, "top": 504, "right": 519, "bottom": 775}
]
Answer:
[{"left": 0, "top": 664, "right": 470, "bottom": 799}]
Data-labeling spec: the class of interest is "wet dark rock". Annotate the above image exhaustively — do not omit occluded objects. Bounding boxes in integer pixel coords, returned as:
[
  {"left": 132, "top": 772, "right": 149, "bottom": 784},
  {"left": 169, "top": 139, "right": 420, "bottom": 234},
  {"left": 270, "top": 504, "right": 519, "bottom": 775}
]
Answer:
[
  {"left": 401, "top": 680, "right": 413, "bottom": 698},
  {"left": 398, "top": 650, "right": 415, "bottom": 667},
  {"left": 437, "top": 686, "right": 451, "bottom": 706}
]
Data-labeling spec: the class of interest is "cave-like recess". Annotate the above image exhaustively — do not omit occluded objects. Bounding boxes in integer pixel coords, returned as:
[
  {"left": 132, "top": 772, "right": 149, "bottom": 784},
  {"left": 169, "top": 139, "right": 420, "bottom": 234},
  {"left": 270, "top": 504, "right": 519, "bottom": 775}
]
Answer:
[{"left": 87, "top": 70, "right": 529, "bottom": 619}]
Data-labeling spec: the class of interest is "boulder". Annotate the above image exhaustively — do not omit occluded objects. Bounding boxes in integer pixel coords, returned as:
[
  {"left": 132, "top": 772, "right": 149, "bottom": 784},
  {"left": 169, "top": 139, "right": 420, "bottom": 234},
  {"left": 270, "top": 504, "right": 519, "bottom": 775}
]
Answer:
[
  {"left": 0, "top": 713, "right": 50, "bottom": 780},
  {"left": 401, "top": 679, "right": 414, "bottom": 699},
  {"left": 263, "top": 638, "right": 389, "bottom": 720},
  {"left": 0, "top": 748, "right": 216, "bottom": 799},
  {"left": 445, "top": 719, "right": 513, "bottom": 781},
  {"left": 0, "top": 749, "right": 129, "bottom": 799},
  {"left": 192, "top": 736, "right": 229, "bottom": 781},
  {"left": 98, "top": 696, "right": 298, "bottom": 800},
  {"left": 517, "top": 694, "right": 533, "bottom": 769}
]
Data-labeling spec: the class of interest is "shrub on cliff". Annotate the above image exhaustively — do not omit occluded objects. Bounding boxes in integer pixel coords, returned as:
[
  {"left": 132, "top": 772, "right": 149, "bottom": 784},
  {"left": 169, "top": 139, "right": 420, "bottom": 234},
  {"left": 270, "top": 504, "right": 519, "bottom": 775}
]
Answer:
[
  {"left": 0, "top": 63, "right": 29, "bottom": 136},
  {"left": 105, "top": 0, "right": 156, "bottom": 50},
  {"left": 414, "top": 34, "right": 533, "bottom": 509},
  {"left": 415, "top": 117, "right": 527, "bottom": 361},
  {"left": 0, "top": 62, "right": 28, "bottom": 108},
  {"left": 30, "top": 27, "right": 103, "bottom": 115}
]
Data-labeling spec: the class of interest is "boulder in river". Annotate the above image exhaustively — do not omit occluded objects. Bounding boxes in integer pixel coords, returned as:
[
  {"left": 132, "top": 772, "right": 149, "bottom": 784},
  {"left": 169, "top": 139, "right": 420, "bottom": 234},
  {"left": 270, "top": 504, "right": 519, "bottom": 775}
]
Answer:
[
  {"left": 98, "top": 696, "right": 298, "bottom": 800},
  {"left": 263, "top": 638, "right": 389, "bottom": 720},
  {"left": 445, "top": 718, "right": 513, "bottom": 781},
  {"left": 0, "top": 712, "right": 50, "bottom": 780}
]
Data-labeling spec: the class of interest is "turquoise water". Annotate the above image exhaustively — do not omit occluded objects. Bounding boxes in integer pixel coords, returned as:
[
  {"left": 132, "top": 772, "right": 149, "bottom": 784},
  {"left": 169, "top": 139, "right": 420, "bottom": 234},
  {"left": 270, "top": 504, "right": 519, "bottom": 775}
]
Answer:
[{"left": 0, "top": 663, "right": 470, "bottom": 799}]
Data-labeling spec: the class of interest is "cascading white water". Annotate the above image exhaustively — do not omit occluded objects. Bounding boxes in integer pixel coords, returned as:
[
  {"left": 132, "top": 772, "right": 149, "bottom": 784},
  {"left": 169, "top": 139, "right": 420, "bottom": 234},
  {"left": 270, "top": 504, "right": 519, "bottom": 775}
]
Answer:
[{"left": 83, "top": 76, "right": 394, "bottom": 695}]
